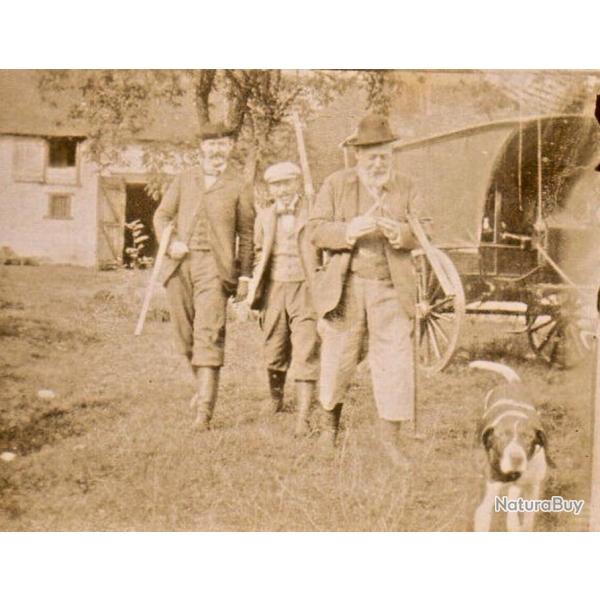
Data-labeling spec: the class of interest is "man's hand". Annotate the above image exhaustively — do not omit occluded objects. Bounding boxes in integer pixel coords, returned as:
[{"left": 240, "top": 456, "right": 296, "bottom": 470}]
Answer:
[
  {"left": 168, "top": 240, "right": 189, "bottom": 260},
  {"left": 346, "top": 215, "right": 378, "bottom": 244},
  {"left": 377, "top": 216, "right": 402, "bottom": 239},
  {"left": 234, "top": 279, "right": 249, "bottom": 303},
  {"left": 377, "top": 217, "right": 412, "bottom": 249}
]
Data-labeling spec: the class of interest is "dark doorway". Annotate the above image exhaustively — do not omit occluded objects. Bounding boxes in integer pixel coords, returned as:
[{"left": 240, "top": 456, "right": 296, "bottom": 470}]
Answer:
[{"left": 123, "top": 184, "right": 158, "bottom": 267}]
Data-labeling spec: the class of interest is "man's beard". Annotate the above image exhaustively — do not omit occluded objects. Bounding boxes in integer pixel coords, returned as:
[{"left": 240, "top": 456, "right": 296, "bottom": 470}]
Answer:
[{"left": 357, "top": 166, "right": 391, "bottom": 191}]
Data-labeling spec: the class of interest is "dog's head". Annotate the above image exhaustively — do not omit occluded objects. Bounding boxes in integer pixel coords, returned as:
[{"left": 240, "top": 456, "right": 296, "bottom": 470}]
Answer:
[{"left": 480, "top": 416, "right": 548, "bottom": 482}]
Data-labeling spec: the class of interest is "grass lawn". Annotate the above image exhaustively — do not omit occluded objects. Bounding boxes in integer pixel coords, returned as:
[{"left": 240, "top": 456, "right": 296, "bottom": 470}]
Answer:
[{"left": 0, "top": 264, "right": 594, "bottom": 531}]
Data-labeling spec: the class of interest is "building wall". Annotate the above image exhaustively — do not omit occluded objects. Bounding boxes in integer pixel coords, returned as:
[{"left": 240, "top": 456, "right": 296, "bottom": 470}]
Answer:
[
  {"left": 0, "top": 136, "right": 100, "bottom": 265},
  {"left": 0, "top": 138, "right": 176, "bottom": 267}
]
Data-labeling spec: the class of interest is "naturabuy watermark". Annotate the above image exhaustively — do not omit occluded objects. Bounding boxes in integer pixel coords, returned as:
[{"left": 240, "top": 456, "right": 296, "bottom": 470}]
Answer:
[{"left": 495, "top": 496, "right": 584, "bottom": 516}]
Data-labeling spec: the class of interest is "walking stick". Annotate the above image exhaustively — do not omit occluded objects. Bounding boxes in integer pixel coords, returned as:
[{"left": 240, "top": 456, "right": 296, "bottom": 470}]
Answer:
[
  {"left": 134, "top": 223, "right": 173, "bottom": 336},
  {"left": 291, "top": 111, "right": 315, "bottom": 208},
  {"left": 412, "top": 317, "right": 424, "bottom": 439},
  {"left": 589, "top": 286, "right": 600, "bottom": 530},
  {"left": 291, "top": 110, "right": 325, "bottom": 272}
]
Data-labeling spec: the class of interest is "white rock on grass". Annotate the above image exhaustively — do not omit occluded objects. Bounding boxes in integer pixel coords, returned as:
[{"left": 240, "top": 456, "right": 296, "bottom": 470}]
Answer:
[
  {"left": 37, "top": 389, "right": 57, "bottom": 400},
  {"left": 1, "top": 452, "right": 16, "bottom": 462}
]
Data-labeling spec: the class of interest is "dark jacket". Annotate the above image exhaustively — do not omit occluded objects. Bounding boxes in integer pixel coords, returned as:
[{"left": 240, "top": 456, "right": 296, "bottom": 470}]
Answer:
[{"left": 153, "top": 165, "right": 255, "bottom": 295}]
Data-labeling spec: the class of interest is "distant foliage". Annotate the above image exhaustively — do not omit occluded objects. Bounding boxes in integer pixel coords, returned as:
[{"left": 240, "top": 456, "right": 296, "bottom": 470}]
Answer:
[
  {"left": 40, "top": 69, "right": 590, "bottom": 199},
  {"left": 124, "top": 219, "right": 153, "bottom": 270},
  {"left": 356, "top": 70, "right": 400, "bottom": 116},
  {"left": 37, "top": 69, "right": 399, "bottom": 194}
]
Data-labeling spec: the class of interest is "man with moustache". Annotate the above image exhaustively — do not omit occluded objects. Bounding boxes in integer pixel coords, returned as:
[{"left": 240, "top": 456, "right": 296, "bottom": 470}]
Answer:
[
  {"left": 308, "top": 114, "right": 419, "bottom": 464},
  {"left": 247, "top": 162, "right": 320, "bottom": 436},
  {"left": 153, "top": 122, "right": 255, "bottom": 432}
]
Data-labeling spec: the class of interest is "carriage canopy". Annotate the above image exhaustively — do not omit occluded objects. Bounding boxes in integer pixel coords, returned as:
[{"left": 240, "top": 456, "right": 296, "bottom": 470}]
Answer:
[{"left": 394, "top": 115, "right": 600, "bottom": 249}]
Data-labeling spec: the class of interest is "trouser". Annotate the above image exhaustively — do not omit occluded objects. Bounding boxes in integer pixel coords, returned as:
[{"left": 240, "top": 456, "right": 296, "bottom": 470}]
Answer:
[
  {"left": 260, "top": 280, "right": 320, "bottom": 381},
  {"left": 317, "top": 275, "right": 414, "bottom": 422},
  {"left": 165, "top": 250, "right": 229, "bottom": 367}
]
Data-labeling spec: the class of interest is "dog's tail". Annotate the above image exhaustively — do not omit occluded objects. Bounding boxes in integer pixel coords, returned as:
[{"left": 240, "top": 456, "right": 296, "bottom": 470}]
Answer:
[{"left": 469, "top": 360, "right": 521, "bottom": 383}]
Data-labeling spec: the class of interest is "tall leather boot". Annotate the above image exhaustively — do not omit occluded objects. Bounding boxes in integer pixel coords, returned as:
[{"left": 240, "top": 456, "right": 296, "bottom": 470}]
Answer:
[
  {"left": 294, "top": 380, "right": 315, "bottom": 437},
  {"left": 379, "top": 419, "right": 407, "bottom": 467},
  {"left": 192, "top": 367, "right": 220, "bottom": 432},
  {"left": 317, "top": 403, "right": 343, "bottom": 449},
  {"left": 262, "top": 369, "right": 286, "bottom": 414}
]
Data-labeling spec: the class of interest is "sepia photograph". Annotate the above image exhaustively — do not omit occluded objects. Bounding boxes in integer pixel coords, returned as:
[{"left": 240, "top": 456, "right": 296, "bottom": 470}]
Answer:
[
  {"left": 2, "top": 67, "right": 600, "bottom": 535},
  {"left": 5, "top": 2, "right": 600, "bottom": 597}
]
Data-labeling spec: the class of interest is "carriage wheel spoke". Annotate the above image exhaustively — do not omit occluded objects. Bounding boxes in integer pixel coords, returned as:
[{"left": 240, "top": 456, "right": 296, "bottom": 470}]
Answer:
[
  {"left": 426, "top": 267, "right": 436, "bottom": 289},
  {"left": 419, "top": 266, "right": 428, "bottom": 293},
  {"left": 418, "top": 270, "right": 429, "bottom": 304},
  {"left": 427, "top": 269, "right": 442, "bottom": 299},
  {"left": 528, "top": 317, "right": 554, "bottom": 333},
  {"left": 430, "top": 283, "right": 442, "bottom": 299},
  {"left": 536, "top": 321, "right": 559, "bottom": 354},
  {"left": 547, "top": 334, "right": 561, "bottom": 364},
  {"left": 418, "top": 319, "right": 427, "bottom": 345},
  {"left": 424, "top": 338, "right": 432, "bottom": 364},
  {"left": 426, "top": 321, "right": 442, "bottom": 360},
  {"left": 429, "top": 316, "right": 450, "bottom": 346},
  {"left": 417, "top": 318, "right": 428, "bottom": 358},
  {"left": 421, "top": 322, "right": 432, "bottom": 363},
  {"left": 435, "top": 312, "right": 454, "bottom": 323},
  {"left": 429, "top": 296, "right": 453, "bottom": 313}
]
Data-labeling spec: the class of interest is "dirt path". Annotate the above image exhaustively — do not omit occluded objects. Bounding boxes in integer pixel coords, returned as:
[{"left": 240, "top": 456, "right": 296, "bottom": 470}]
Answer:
[{"left": 0, "top": 265, "right": 593, "bottom": 530}]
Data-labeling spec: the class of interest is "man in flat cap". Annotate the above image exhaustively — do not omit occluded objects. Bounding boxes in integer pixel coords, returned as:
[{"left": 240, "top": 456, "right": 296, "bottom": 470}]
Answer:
[
  {"left": 154, "top": 122, "right": 255, "bottom": 431},
  {"left": 247, "top": 162, "right": 320, "bottom": 436},
  {"left": 308, "top": 114, "right": 419, "bottom": 464}
]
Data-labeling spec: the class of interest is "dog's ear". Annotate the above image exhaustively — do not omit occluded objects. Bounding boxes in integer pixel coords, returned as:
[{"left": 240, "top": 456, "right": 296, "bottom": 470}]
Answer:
[
  {"left": 535, "top": 429, "right": 556, "bottom": 468},
  {"left": 481, "top": 427, "right": 494, "bottom": 450},
  {"left": 535, "top": 428, "right": 547, "bottom": 448}
]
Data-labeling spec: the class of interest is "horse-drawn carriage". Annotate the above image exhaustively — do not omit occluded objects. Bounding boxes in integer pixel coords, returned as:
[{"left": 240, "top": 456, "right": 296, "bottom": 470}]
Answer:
[{"left": 394, "top": 114, "right": 600, "bottom": 374}]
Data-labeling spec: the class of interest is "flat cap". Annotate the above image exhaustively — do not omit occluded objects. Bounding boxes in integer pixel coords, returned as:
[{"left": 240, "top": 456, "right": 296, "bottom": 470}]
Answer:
[
  {"left": 198, "top": 121, "right": 236, "bottom": 141},
  {"left": 264, "top": 161, "right": 302, "bottom": 183}
]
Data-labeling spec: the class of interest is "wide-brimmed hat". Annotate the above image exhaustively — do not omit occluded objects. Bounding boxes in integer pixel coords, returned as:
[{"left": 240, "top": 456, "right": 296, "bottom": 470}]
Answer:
[
  {"left": 198, "top": 121, "right": 236, "bottom": 141},
  {"left": 345, "top": 114, "right": 398, "bottom": 147},
  {"left": 264, "top": 162, "right": 302, "bottom": 183}
]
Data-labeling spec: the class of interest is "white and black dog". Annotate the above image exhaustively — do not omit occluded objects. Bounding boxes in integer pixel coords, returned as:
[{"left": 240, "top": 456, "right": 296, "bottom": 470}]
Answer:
[{"left": 470, "top": 360, "right": 553, "bottom": 532}]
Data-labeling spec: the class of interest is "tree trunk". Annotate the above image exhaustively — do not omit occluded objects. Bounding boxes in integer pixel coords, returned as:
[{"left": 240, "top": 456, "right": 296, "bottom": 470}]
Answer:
[
  {"left": 194, "top": 70, "right": 217, "bottom": 125},
  {"left": 226, "top": 70, "right": 253, "bottom": 134}
]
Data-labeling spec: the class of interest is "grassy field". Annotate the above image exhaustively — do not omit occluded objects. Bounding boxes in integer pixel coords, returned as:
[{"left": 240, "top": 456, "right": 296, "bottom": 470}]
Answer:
[{"left": 0, "top": 264, "right": 594, "bottom": 531}]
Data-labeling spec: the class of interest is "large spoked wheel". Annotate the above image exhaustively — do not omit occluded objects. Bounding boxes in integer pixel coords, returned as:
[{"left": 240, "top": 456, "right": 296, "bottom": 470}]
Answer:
[
  {"left": 413, "top": 247, "right": 466, "bottom": 376},
  {"left": 526, "top": 291, "right": 589, "bottom": 369}
]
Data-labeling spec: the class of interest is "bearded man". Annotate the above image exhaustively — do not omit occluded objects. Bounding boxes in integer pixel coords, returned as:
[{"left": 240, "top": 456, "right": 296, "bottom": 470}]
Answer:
[
  {"left": 308, "top": 114, "right": 419, "bottom": 464},
  {"left": 153, "top": 122, "right": 255, "bottom": 431}
]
